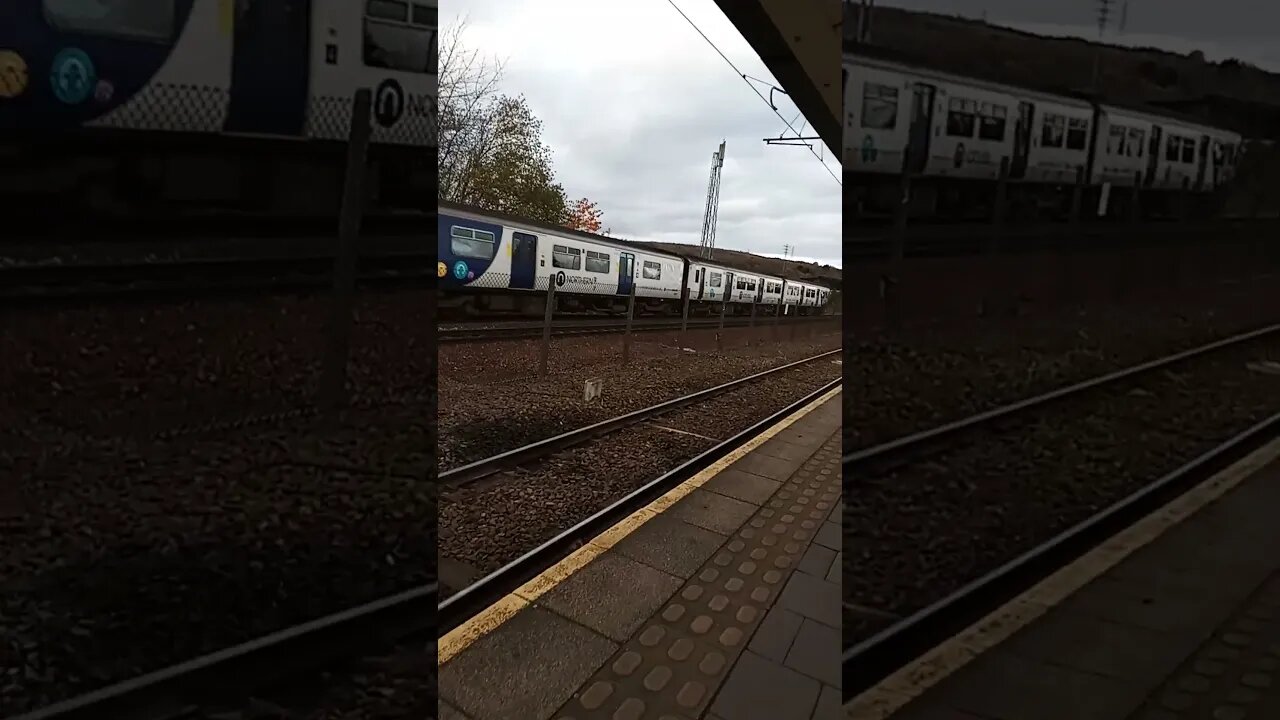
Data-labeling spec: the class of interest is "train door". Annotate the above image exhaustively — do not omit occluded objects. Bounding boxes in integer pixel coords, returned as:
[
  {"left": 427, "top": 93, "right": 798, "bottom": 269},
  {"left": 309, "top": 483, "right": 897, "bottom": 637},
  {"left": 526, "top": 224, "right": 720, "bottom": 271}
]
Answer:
[
  {"left": 225, "top": 0, "right": 312, "bottom": 135},
  {"left": 723, "top": 272, "right": 734, "bottom": 310},
  {"left": 755, "top": 280, "right": 765, "bottom": 304},
  {"left": 1009, "top": 101, "right": 1035, "bottom": 179},
  {"left": 618, "top": 252, "right": 635, "bottom": 295},
  {"left": 1195, "top": 134, "right": 1210, "bottom": 189},
  {"left": 510, "top": 232, "right": 537, "bottom": 289},
  {"left": 696, "top": 267, "right": 706, "bottom": 301},
  {"left": 1145, "top": 125, "right": 1162, "bottom": 186},
  {"left": 906, "top": 83, "right": 935, "bottom": 174}
]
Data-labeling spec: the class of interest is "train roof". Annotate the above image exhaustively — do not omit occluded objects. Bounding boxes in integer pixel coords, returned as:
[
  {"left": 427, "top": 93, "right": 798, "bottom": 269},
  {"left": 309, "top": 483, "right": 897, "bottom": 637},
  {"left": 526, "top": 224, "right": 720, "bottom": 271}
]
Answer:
[
  {"left": 1097, "top": 103, "right": 1242, "bottom": 139},
  {"left": 440, "top": 200, "right": 674, "bottom": 260}
]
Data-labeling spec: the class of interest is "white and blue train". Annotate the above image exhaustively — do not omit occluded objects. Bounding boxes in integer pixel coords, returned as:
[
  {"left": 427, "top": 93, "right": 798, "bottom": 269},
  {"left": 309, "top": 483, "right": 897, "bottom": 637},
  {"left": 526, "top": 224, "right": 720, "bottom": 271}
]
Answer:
[
  {"left": 0, "top": 0, "right": 436, "bottom": 218},
  {"left": 438, "top": 201, "right": 832, "bottom": 318},
  {"left": 844, "top": 49, "right": 1245, "bottom": 220}
]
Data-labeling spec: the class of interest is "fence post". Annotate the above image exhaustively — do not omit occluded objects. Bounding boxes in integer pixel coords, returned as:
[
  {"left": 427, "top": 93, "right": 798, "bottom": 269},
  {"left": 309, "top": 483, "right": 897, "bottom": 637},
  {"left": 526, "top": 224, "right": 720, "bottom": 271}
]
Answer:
[
  {"left": 885, "top": 147, "right": 911, "bottom": 331},
  {"left": 679, "top": 263, "right": 692, "bottom": 346},
  {"left": 981, "top": 156, "right": 1010, "bottom": 317},
  {"left": 717, "top": 280, "right": 730, "bottom": 351},
  {"left": 1131, "top": 171, "right": 1143, "bottom": 223},
  {"left": 623, "top": 281, "right": 636, "bottom": 365},
  {"left": 321, "top": 88, "right": 372, "bottom": 409},
  {"left": 539, "top": 279, "right": 556, "bottom": 377}
]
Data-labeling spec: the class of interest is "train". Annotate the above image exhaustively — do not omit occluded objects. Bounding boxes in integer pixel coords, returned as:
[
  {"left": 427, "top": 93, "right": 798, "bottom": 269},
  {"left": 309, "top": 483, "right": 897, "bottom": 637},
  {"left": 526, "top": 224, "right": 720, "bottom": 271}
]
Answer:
[
  {"left": 0, "top": 0, "right": 436, "bottom": 220},
  {"left": 438, "top": 201, "right": 833, "bottom": 318},
  {"left": 843, "top": 49, "right": 1245, "bottom": 221}
]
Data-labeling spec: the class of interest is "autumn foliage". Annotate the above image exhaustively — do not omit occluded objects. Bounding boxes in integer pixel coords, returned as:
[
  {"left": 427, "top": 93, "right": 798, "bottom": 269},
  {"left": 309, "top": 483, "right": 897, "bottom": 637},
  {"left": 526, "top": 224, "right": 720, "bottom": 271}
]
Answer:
[{"left": 563, "top": 197, "right": 604, "bottom": 233}]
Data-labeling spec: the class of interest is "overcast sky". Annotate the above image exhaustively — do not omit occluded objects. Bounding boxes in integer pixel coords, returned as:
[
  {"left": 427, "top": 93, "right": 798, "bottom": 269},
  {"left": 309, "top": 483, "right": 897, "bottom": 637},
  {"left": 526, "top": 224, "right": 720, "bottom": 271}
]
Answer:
[
  {"left": 443, "top": 0, "right": 843, "bottom": 268},
  {"left": 879, "top": 0, "right": 1280, "bottom": 71}
]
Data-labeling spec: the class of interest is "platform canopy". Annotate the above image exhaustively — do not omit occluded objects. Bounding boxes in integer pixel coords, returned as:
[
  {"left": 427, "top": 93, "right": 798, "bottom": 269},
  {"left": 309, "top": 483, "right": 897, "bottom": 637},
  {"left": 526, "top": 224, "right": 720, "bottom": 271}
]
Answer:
[{"left": 711, "top": 0, "right": 840, "bottom": 156}]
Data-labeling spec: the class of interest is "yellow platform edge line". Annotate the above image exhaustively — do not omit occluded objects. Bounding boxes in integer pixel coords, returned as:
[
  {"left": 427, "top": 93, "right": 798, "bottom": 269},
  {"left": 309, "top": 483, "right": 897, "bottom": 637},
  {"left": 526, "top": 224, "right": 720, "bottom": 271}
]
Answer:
[
  {"left": 439, "top": 384, "right": 843, "bottom": 665},
  {"left": 846, "top": 435, "right": 1280, "bottom": 720}
]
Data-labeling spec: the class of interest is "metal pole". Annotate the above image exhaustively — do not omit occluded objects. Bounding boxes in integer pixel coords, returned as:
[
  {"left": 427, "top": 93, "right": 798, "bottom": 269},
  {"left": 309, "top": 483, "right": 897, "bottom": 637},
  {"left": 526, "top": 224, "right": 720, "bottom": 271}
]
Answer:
[
  {"left": 321, "top": 88, "right": 372, "bottom": 409},
  {"left": 886, "top": 146, "right": 911, "bottom": 330},
  {"left": 718, "top": 275, "right": 730, "bottom": 351},
  {"left": 679, "top": 262, "right": 692, "bottom": 344},
  {"left": 539, "top": 279, "right": 556, "bottom": 377},
  {"left": 982, "top": 156, "right": 1009, "bottom": 317},
  {"left": 623, "top": 281, "right": 636, "bottom": 365}
]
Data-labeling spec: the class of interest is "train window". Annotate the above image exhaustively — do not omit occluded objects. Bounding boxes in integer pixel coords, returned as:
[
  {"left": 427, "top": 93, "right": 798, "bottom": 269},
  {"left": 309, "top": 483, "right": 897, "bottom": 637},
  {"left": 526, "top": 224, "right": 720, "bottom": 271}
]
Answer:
[
  {"left": 585, "top": 250, "right": 610, "bottom": 274},
  {"left": 861, "top": 83, "right": 899, "bottom": 130},
  {"left": 1182, "top": 138, "right": 1196, "bottom": 164},
  {"left": 1128, "top": 128, "right": 1145, "bottom": 158},
  {"left": 412, "top": 3, "right": 437, "bottom": 27},
  {"left": 642, "top": 261, "right": 662, "bottom": 280},
  {"left": 43, "top": 0, "right": 174, "bottom": 41},
  {"left": 1167, "top": 135, "right": 1182, "bottom": 162},
  {"left": 1108, "top": 126, "right": 1126, "bottom": 155},
  {"left": 709, "top": 272, "right": 722, "bottom": 288},
  {"left": 977, "top": 104, "right": 1007, "bottom": 141},
  {"left": 450, "top": 226, "right": 495, "bottom": 260},
  {"left": 1066, "top": 118, "right": 1089, "bottom": 150},
  {"left": 364, "top": 0, "right": 437, "bottom": 74},
  {"left": 552, "top": 244, "right": 581, "bottom": 270},
  {"left": 1041, "top": 114, "right": 1066, "bottom": 148},
  {"left": 946, "top": 97, "right": 976, "bottom": 138}
]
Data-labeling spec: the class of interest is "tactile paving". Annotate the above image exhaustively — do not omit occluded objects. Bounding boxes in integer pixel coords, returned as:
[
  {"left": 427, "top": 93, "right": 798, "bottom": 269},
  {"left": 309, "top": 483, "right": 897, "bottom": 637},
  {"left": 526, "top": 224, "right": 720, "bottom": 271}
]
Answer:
[
  {"left": 1128, "top": 570, "right": 1280, "bottom": 720},
  {"left": 551, "top": 433, "right": 842, "bottom": 719}
]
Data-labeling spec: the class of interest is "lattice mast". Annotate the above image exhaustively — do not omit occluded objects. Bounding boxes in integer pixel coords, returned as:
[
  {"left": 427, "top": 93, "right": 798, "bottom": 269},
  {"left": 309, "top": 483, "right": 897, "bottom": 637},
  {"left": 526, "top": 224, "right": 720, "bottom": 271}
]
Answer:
[{"left": 699, "top": 141, "right": 726, "bottom": 260}]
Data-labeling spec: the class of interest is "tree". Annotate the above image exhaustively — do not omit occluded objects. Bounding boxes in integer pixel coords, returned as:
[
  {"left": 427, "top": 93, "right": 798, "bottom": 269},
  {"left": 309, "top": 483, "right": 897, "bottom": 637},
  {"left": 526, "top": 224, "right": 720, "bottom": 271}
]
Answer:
[
  {"left": 437, "top": 21, "right": 567, "bottom": 224},
  {"left": 563, "top": 197, "right": 604, "bottom": 233}
]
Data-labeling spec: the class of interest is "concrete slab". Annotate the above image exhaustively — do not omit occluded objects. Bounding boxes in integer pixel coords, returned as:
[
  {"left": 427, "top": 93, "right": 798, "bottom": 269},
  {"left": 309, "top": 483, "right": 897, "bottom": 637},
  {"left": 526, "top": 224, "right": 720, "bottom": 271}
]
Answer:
[
  {"left": 539, "top": 551, "right": 683, "bottom": 642},
  {"left": 667, "top": 488, "right": 758, "bottom": 536},
  {"left": 612, "top": 513, "right": 726, "bottom": 579},
  {"left": 439, "top": 606, "right": 616, "bottom": 720},
  {"left": 702, "top": 467, "right": 782, "bottom": 506}
]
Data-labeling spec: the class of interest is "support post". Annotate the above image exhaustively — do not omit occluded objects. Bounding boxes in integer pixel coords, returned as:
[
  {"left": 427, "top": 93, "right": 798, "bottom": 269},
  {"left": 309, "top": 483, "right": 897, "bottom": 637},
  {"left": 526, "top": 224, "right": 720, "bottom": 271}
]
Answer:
[
  {"left": 981, "top": 156, "right": 1009, "bottom": 317},
  {"left": 622, "top": 281, "right": 636, "bottom": 364},
  {"left": 321, "top": 88, "right": 372, "bottom": 409},
  {"left": 1131, "top": 171, "right": 1143, "bottom": 223},
  {"left": 539, "top": 279, "right": 556, "bottom": 377},
  {"left": 886, "top": 147, "right": 911, "bottom": 331}
]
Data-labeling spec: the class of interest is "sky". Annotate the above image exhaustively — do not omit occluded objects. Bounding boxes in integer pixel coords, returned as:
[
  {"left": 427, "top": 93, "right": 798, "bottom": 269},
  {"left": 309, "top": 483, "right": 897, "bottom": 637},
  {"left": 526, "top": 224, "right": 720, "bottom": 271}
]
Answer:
[
  {"left": 877, "top": 0, "right": 1280, "bottom": 71},
  {"left": 442, "top": 0, "right": 843, "bottom": 269}
]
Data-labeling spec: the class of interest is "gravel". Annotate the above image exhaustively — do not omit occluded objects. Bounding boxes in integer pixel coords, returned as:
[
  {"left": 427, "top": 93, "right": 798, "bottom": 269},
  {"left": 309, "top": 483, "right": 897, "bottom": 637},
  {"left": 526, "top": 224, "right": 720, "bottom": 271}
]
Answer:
[
  {"left": 439, "top": 318, "right": 840, "bottom": 470},
  {"left": 845, "top": 278, "right": 1280, "bottom": 451},
  {"left": 439, "top": 358, "right": 841, "bottom": 595},
  {"left": 0, "top": 289, "right": 434, "bottom": 717},
  {"left": 844, "top": 330, "right": 1280, "bottom": 648}
]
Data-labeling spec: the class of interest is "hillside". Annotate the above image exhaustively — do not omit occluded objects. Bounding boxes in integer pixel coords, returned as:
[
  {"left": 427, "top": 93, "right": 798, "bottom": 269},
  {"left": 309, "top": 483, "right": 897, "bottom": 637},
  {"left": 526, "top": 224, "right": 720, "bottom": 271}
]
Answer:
[{"left": 632, "top": 241, "right": 843, "bottom": 291}]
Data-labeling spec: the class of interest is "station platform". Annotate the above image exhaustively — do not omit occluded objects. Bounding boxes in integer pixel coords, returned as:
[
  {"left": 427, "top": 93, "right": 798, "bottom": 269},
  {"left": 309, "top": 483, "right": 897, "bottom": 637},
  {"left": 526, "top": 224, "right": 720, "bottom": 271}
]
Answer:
[
  {"left": 439, "top": 386, "right": 843, "bottom": 720},
  {"left": 849, "top": 436, "right": 1280, "bottom": 720}
]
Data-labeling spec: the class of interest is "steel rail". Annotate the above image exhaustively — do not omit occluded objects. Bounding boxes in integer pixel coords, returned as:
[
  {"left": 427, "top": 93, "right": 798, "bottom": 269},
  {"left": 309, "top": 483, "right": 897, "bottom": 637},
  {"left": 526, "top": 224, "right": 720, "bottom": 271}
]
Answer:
[
  {"left": 843, "top": 321, "right": 1280, "bottom": 471},
  {"left": 437, "top": 315, "right": 835, "bottom": 342},
  {"left": 841, "top": 321, "right": 1280, "bottom": 700},
  {"left": 439, "top": 376, "right": 843, "bottom": 637},
  {"left": 441, "top": 348, "right": 842, "bottom": 486},
  {"left": 7, "top": 583, "right": 439, "bottom": 720}
]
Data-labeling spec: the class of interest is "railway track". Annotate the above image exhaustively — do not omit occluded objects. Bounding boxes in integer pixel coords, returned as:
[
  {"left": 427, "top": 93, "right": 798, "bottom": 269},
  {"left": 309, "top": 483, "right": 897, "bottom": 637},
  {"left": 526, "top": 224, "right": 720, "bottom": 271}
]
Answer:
[
  {"left": 8, "top": 354, "right": 838, "bottom": 720},
  {"left": 0, "top": 251, "right": 433, "bottom": 302},
  {"left": 438, "top": 314, "right": 834, "bottom": 342},
  {"left": 842, "top": 321, "right": 1280, "bottom": 700},
  {"left": 845, "top": 217, "right": 1280, "bottom": 261}
]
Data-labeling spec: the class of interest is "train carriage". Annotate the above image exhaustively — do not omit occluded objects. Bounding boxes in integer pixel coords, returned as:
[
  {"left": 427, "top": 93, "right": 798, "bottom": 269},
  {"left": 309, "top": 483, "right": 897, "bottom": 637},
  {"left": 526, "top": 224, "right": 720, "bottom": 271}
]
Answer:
[
  {"left": 439, "top": 202, "right": 833, "bottom": 319},
  {"left": 0, "top": 0, "right": 437, "bottom": 218},
  {"left": 843, "top": 48, "right": 1243, "bottom": 220},
  {"left": 439, "top": 202, "right": 683, "bottom": 316}
]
